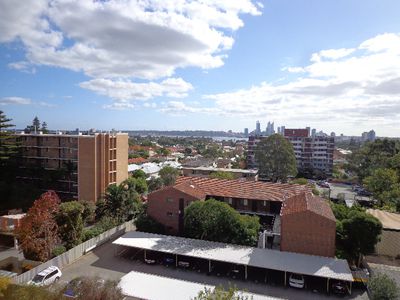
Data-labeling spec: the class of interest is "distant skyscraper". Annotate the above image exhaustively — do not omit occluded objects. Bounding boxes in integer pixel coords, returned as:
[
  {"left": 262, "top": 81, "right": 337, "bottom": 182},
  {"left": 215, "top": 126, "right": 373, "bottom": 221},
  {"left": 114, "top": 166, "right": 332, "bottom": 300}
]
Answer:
[
  {"left": 244, "top": 128, "right": 249, "bottom": 137},
  {"left": 306, "top": 127, "right": 311, "bottom": 137},
  {"left": 265, "top": 121, "right": 275, "bottom": 136},
  {"left": 256, "top": 121, "right": 261, "bottom": 135},
  {"left": 311, "top": 128, "right": 316, "bottom": 137},
  {"left": 368, "top": 130, "right": 376, "bottom": 142}
]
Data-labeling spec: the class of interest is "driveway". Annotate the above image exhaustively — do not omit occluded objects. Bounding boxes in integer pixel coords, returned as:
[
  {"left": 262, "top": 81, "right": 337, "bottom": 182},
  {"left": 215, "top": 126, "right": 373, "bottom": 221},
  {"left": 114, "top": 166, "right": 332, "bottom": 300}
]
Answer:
[{"left": 61, "top": 240, "right": 368, "bottom": 300}]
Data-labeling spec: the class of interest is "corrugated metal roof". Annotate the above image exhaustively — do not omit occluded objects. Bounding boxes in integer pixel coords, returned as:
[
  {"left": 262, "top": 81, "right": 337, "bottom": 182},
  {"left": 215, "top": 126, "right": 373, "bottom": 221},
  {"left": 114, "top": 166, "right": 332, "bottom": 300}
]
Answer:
[
  {"left": 113, "top": 231, "right": 353, "bottom": 281},
  {"left": 119, "top": 271, "right": 275, "bottom": 300}
]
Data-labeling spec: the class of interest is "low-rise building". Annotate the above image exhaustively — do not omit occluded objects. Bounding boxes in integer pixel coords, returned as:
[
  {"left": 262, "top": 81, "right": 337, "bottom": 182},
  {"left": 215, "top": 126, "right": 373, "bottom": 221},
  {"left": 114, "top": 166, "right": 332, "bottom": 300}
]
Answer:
[
  {"left": 181, "top": 166, "right": 258, "bottom": 181},
  {"left": 146, "top": 177, "right": 336, "bottom": 257}
]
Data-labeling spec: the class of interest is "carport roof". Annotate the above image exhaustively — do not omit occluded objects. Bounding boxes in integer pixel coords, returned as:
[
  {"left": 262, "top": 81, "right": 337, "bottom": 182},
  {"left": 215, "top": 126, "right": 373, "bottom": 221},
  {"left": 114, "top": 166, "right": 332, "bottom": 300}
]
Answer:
[{"left": 113, "top": 231, "right": 353, "bottom": 282}]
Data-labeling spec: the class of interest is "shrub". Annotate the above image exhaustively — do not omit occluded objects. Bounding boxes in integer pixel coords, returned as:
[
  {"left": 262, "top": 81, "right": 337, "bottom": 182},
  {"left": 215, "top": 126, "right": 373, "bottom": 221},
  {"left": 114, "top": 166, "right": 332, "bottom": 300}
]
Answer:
[
  {"left": 52, "top": 245, "right": 66, "bottom": 257},
  {"left": 368, "top": 272, "right": 399, "bottom": 300}
]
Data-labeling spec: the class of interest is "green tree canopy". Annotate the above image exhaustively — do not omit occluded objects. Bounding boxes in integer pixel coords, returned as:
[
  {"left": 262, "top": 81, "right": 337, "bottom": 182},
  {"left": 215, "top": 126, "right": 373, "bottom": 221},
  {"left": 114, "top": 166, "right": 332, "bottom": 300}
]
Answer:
[
  {"left": 131, "top": 169, "right": 147, "bottom": 179},
  {"left": 0, "top": 111, "right": 17, "bottom": 163},
  {"left": 209, "top": 171, "right": 235, "bottom": 180},
  {"left": 255, "top": 134, "right": 297, "bottom": 182},
  {"left": 57, "top": 201, "right": 85, "bottom": 249},
  {"left": 368, "top": 272, "right": 399, "bottom": 300},
  {"left": 184, "top": 199, "right": 260, "bottom": 246},
  {"left": 363, "top": 168, "right": 400, "bottom": 207},
  {"left": 159, "top": 166, "right": 179, "bottom": 186},
  {"left": 148, "top": 177, "right": 164, "bottom": 192},
  {"left": 332, "top": 203, "right": 382, "bottom": 265}
]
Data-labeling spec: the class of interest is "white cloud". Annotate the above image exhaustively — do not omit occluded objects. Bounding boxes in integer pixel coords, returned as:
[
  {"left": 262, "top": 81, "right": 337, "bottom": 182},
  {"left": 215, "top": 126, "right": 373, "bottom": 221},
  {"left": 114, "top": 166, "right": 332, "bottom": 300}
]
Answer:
[
  {"left": 1, "top": 0, "right": 260, "bottom": 80},
  {"left": 8, "top": 61, "right": 36, "bottom": 74},
  {"left": 0, "top": 97, "right": 32, "bottom": 105},
  {"left": 162, "top": 33, "right": 400, "bottom": 135},
  {"left": 80, "top": 77, "right": 193, "bottom": 109},
  {"left": 0, "top": 97, "right": 55, "bottom": 107}
]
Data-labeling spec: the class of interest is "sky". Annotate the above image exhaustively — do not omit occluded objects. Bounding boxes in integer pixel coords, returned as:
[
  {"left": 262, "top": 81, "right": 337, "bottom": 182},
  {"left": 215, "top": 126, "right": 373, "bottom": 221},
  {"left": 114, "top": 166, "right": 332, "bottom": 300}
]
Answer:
[{"left": 1, "top": 0, "right": 400, "bottom": 136}]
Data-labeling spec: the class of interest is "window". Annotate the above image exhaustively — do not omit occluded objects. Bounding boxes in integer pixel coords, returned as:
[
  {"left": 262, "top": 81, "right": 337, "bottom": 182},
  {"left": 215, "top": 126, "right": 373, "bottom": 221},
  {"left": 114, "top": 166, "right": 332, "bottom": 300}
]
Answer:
[
  {"left": 243, "top": 199, "right": 248, "bottom": 206},
  {"left": 263, "top": 200, "right": 267, "bottom": 206},
  {"left": 228, "top": 197, "right": 232, "bottom": 205},
  {"left": 166, "top": 212, "right": 173, "bottom": 217},
  {"left": 166, "top": 198, "right": 173, "bottom": 203}
]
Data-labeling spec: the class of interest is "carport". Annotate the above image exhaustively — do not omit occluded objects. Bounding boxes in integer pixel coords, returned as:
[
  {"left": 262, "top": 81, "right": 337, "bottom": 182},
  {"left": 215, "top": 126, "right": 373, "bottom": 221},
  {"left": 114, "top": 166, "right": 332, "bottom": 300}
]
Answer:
[{"left": 113, "top": 231, "right": 353, "bottom": 294}]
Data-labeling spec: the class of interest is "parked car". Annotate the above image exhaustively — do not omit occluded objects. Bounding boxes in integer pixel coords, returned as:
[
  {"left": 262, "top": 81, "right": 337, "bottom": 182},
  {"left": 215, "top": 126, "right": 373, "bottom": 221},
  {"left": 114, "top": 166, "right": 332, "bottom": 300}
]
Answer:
[
  {"left": 357, "top": 190, "right": 372, "bottom": 197},
  {"left": 63, "top": 277, "right": 105, "bottom": 298},
  {"left": 28, "top": 266, "right": 62, "bottom": 286},
  {"left": 317, "top": 181, "right": 330, "bottom": 188},
  {"left": 163, "top": 256, "right": 175, "bottom": 266},
  {"left": 144, "top": 258, "right": 156, "bottom": 264},
  {"left": 63, "top": 277, "right": 83, "bottom": 298},
  {"left": 289, "top": 273, "right": 305, "bottom": 289},
  {"left": 331, "top": 281, "right": 347, "bottom": 296}
]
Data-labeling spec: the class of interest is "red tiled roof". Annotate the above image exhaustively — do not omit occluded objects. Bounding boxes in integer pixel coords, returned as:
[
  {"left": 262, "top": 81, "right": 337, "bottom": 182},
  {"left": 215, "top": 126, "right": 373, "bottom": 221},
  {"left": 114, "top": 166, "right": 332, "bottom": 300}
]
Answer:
[
  {"left": 128, "top": 157, "right": 148, "bottom": 164},
  {"left": 174, "top": 176, "right": 309, "bottom": 202},
  {"left": 281, "top": 192, "right": 336, "bottom": 221},
  {"left": 174, "top": 181, "right": 207, "bottom": 199}
]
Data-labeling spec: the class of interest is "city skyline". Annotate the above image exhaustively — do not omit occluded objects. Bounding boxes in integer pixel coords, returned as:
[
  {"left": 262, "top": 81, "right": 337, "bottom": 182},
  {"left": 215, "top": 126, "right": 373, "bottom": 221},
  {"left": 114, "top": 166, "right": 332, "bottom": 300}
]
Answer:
[{"left": 1, "top": 1, "right": 400, "bottom": 136}]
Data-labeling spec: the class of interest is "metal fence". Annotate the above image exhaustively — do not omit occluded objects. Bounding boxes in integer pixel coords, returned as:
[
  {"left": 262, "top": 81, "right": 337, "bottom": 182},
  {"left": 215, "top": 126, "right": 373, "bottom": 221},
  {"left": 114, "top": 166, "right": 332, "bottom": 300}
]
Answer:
[{"left": 12, "top": 220, "right": 135, "bottom": 284}]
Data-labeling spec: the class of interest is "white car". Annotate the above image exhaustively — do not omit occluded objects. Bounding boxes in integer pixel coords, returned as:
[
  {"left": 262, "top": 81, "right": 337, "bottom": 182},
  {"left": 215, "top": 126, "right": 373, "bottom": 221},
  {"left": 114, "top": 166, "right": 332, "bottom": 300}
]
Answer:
[
  {"left": 29, "top": 266, "right": 62, "bottom": 286},
  {"left": 289, "top": 273, "right": 305, "bottom": 289}
]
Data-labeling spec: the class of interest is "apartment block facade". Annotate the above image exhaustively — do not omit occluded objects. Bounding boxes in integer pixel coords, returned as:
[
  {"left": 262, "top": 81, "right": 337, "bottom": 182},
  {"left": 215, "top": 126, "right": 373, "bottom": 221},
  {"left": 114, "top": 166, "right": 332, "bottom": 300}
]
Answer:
[
  {"left": 246, "top": 129, "right": 334, "bottom": 177},
  {"left": 16, "top": 132, "right": 128, "bottom": 202}
]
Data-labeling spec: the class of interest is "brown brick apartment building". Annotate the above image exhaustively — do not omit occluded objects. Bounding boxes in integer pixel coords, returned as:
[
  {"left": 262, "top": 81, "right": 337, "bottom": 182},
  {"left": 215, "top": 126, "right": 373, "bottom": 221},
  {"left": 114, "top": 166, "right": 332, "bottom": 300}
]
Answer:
[
  {"left": 280, "top": 192, "right": 336, "bottom": 257},
  {"left": 16, "top": 132, "right": 128, "bottom": 202},
  {"left": 147, "top": 177, "right": 336, "bottom": 257}
]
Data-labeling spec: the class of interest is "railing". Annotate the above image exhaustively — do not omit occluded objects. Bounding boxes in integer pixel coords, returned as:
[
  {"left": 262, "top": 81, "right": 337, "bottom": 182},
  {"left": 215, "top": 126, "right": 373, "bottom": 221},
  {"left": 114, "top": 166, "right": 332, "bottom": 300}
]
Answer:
[{"left": 12, "top": 220, "right": 135, "bottom": 284}]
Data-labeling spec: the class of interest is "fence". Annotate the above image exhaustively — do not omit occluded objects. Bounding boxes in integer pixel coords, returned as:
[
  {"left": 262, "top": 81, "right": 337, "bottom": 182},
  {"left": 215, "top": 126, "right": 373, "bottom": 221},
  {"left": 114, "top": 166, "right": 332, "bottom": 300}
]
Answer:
[{"left": 12, "top": 220, "right": 135, "bottom": 284}]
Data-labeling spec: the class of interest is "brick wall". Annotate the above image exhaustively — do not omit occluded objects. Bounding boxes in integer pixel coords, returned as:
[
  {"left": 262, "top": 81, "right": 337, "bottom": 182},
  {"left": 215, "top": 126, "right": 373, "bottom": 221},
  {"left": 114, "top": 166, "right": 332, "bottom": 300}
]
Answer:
[
  {"left": 147, "top": 187, "right": 202, "bottom": 234},
  {"left": 281, "top": 210, "right": 336, "bottom": 257}
]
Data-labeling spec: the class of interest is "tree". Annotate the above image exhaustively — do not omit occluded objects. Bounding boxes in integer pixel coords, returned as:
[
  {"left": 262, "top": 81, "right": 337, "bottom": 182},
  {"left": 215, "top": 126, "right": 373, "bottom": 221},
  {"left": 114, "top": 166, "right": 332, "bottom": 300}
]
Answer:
[
  {"left": 368, "top": 273, "right": 399, "bottom": 300},
  {"left": 41, "top": 121, "right": 48, "bottom": 133},
  {"left": 159, "top": 166, "right": 179, "bottom": 186},
  {"left": 255, "top": 134, "right": 297, "bottom": 182},
  {"left": 0, "top": 111, "right": 17, "bottom": 163},
  {"left": 184, "top": 147, "right": 192, "bottom": 155},
  {"left": 184, "top": 199, "right": 260, "bottom": 246},
  {"left": 210, "top": 171, "right": 235, "bottom": 180},
  {"left": 364, "top": 168, "right": 400, "bottom": 207},
  {"left": 332, "top": 203, "right": 382, "bottom": 265},
  {"left": 123, "top": 177, "right": 148, "bottom": 195},
  {"left": 193, "top": 285, "right": 249, "bottom": 300},
  {"left": 57, "top": 201, "right": 85, "bottom": 249},
  {"left": 81, "top": 200, "right": 96, "bottom": 225},
  {"left": 131, "top": 169, "right": 147, "bottom": 179},
  {"left": 100, "top": 181, "right": 141, "bottom": 223},
  {"left": 148, "top": 177, "right": 163, "bottom": 192},
  {"left": 16, "top": 191, "right": 61, "bottom": 262}
]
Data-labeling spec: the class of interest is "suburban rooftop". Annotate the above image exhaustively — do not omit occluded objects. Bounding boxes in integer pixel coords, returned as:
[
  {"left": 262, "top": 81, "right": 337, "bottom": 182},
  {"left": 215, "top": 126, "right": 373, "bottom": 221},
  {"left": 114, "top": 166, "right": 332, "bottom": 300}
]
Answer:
[{"left": 173, "top": 176, "right": 310, "bottom": 202}]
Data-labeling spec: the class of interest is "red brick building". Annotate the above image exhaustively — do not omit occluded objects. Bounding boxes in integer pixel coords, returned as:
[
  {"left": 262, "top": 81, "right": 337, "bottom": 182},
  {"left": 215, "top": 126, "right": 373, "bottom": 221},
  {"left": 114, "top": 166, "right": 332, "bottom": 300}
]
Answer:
[
  {"left": 147, "top": 177, "right": 336, "bottom": 257},
  {"left": 147, "top": 176, "right": 306, "bottom": 233},
  {"left": 280, "top": 192, "right": 336, "bottom": 257}
]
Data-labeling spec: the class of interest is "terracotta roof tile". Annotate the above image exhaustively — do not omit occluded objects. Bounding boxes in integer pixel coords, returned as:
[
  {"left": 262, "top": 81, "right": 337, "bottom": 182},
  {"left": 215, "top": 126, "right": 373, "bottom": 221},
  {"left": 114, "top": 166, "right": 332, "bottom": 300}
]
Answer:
[
  {"left": 174, "top": 176, "right": 309, "bottom": 202},
  {"left": 282, "top": 192, "right": 336, "bottom": 221}
]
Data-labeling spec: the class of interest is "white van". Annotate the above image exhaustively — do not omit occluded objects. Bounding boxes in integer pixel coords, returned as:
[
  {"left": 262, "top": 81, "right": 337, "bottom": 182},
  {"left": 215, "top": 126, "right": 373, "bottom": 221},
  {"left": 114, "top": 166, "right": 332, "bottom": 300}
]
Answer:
[{"left": 29, "top": 266, "right": 62, "bottom": 286}]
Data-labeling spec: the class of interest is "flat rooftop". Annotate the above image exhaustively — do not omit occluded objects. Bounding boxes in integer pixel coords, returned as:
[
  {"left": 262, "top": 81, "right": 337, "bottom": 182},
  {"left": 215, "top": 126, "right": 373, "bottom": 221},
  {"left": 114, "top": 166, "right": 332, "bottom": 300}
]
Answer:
[
  {"left": 119, "top": 271, "right": 275, "bottom": 300},
  {"left": 113, "top": 231, "right": 353, "bottom": 282},
  {"left": 182, "top": 166, "right": 258, "bottom": 174}
]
